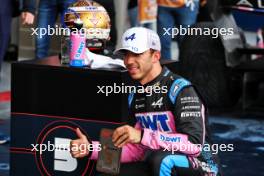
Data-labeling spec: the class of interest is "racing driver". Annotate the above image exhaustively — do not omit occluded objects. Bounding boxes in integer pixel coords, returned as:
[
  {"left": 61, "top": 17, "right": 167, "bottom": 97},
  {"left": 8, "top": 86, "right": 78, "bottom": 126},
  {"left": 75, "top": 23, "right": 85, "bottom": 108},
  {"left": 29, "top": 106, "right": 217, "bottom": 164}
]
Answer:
[{"left": 70, "top": 27, "right": 220, "bottom": 176}]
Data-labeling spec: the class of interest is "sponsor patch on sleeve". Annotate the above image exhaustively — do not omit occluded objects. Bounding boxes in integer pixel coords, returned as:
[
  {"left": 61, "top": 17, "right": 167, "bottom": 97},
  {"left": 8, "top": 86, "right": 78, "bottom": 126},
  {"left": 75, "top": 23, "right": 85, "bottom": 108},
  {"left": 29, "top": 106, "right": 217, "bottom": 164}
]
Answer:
[{"left": 169, "top": 78, "right": 191, "bottom": 104}]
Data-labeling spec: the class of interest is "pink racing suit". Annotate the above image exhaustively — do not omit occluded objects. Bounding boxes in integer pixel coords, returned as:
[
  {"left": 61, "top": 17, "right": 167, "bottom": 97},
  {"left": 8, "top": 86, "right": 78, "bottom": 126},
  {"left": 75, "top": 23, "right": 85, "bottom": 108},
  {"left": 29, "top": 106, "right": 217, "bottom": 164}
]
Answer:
[{"left": 89, "top": 67, "right": 220, "bottom": 176}]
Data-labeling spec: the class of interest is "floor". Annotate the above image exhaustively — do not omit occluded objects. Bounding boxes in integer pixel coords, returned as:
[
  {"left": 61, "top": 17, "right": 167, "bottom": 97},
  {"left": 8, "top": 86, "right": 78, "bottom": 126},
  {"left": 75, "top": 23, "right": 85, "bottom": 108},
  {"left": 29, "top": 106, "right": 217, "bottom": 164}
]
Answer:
[
  {"left": 0, "top": 59, "right": 264, "bottom": 176},
  {"left": 0, "top": 62, "right": 11, "bottom": 176}
]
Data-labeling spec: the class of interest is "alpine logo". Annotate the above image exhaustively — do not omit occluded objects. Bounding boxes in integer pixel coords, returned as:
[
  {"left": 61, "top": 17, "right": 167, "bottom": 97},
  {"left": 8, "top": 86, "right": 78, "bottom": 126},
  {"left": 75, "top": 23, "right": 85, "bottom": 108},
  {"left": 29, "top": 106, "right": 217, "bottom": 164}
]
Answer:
[
  {"left": 152, "top": 97, "right": 163, "bottom": 108},
  {"left": 236, "top": 0, "right": 264, "bottom": 9},
  {"left": 125, "top": 33, "right": 136, "bottom": 41}
]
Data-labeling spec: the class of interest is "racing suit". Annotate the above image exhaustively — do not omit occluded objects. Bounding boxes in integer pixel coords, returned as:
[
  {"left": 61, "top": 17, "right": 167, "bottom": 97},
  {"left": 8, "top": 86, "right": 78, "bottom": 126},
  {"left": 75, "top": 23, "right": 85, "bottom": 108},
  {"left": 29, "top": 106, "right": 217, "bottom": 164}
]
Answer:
[{"left": 89, "top": 67, "right": 220, "bottom": 176}]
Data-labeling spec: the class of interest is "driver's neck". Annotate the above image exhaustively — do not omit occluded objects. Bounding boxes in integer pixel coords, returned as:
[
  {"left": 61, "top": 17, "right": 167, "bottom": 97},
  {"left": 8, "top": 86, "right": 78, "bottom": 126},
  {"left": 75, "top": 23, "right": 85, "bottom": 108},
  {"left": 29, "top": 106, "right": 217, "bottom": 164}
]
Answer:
[{"left": 140, "top": 65, "right": 162, "bottom": 85}]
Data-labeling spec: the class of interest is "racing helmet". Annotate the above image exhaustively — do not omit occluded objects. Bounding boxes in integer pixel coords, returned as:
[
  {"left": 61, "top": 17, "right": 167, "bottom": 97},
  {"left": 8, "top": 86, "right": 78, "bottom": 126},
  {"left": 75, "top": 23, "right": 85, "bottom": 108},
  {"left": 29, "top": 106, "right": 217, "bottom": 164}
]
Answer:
[{"left": 64, "top": 0, "right": 111, "bottom": 50}]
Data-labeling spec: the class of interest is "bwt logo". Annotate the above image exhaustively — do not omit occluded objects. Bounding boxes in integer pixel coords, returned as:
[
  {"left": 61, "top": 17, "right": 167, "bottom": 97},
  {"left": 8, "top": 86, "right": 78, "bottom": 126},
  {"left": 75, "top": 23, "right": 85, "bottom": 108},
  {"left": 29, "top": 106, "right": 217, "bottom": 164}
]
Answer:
[
  {"left": 75, "top": 41, "right": 85, "bottom": 59},
  {"left": 160, "top": 134, "right": 181, "bottom": 142},
  {"left": 136, "top": 112, "right": 172, "bottom": 132}
]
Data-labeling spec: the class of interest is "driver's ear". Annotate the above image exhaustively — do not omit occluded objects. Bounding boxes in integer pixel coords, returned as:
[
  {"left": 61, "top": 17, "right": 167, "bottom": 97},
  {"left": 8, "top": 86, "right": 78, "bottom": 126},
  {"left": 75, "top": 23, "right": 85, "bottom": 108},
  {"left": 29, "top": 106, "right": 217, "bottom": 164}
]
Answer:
[{"left": 152, "top": 51, "right": 161, "bottom": 63}]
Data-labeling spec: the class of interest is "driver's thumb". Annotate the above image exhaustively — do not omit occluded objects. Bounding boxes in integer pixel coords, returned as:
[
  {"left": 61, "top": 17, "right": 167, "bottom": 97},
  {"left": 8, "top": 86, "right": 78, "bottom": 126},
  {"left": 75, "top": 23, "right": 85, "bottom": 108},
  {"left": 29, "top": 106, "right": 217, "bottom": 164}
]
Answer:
[{"left": 76, "top": 128, "right": 85, "bottom": 139}]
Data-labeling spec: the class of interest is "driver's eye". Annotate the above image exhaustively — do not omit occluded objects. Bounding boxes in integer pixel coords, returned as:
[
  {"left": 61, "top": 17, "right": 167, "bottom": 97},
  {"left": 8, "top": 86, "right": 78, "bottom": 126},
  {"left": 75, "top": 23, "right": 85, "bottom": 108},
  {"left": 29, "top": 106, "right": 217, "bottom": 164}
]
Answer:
[
  {"left": 125, "top": 53, "right": 141, "bottom": 58},
  {"left": 132, "top": 53, "right": 141, "bottom": 57}
]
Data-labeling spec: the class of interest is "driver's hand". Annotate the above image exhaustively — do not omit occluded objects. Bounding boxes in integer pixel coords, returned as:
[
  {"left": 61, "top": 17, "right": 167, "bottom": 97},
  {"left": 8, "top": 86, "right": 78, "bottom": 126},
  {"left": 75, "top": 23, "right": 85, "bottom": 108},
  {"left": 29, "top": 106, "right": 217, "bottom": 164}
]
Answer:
[
  {"left": 21, "top": 12, "right": 35, "bottom": 25},
  {"left": 112, "top": 125, "right": 142, "bottom": 148},
  {"left": 70, "top": 128, "right": 90, "bottom": 158}
]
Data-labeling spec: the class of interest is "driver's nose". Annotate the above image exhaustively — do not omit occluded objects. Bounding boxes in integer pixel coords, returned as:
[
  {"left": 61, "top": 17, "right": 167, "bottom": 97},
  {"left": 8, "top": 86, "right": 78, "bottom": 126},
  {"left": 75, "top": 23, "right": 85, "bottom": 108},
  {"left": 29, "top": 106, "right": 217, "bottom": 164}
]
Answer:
[{"left": 124, "top": 54, "right": 137, "bottom": 66}]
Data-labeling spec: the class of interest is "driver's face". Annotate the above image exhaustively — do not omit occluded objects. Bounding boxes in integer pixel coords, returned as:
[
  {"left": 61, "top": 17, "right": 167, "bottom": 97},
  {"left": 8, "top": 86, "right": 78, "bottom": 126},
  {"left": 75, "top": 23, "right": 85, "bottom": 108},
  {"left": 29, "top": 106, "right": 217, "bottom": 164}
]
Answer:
[{"left": 124, "top": 50, "right": 154, "bottom": 82}]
